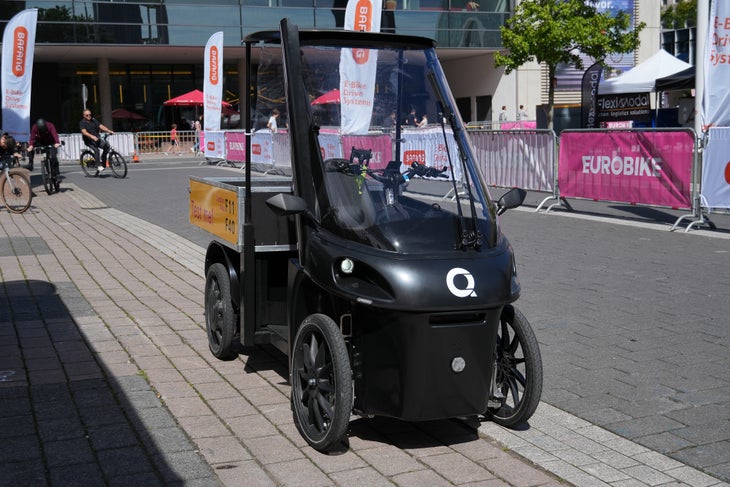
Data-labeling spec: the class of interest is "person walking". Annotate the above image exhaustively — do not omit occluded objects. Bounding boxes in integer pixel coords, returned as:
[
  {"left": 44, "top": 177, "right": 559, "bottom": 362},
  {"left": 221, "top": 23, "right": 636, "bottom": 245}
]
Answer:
[
  {"left": 79, "top": 109, "right": 114, "bottom": 173},
  {"left": 267, "top": 109, "right": 280, "bottom": 133},
  {"left": 498, "top": 105, "right": 508, "bottom": 122},
  {"left": 27, "top": 118, "right": 61, "bottom": 177},
  {"left": 517, "top": 105, "right": 529, "bottom": 121},
  {"left": 190, "top": 116, "right": 202, "bottom": 155},
  {"left": 167, "top": 124, "right": 180, "bottom": 155}
]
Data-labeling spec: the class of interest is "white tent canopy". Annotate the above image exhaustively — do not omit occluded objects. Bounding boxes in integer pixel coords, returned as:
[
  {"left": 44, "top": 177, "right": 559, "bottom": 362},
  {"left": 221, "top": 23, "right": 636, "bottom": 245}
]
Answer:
[{"left": 598, "top": 49, "right": 692, "bottom": 95}]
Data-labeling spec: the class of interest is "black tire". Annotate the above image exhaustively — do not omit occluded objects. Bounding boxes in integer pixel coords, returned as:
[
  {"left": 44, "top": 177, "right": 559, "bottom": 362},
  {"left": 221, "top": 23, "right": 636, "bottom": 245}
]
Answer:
[
  {"left": 41, "top": 157, "right": 53, "bottom": 194},
  {"left": 291, "top": 313, "right": 352, "bottom": 452},
  {"left": 1, "top": 171, "right": 33, "bottom": 213},
  {"left": 204, "top": 263, "right": 238, "bottom": 361},
  {"left": 485, "top": 305, "right": 543, "bottom": 427},
  {"left": 109, "top": 151, "right": 128, "bottom": 179},
  {"left": 80, "top": 150, "right": 97, "bottom": 177}
]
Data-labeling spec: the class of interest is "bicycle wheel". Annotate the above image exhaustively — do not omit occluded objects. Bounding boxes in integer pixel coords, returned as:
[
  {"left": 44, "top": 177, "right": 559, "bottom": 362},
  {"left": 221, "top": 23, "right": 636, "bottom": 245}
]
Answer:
[
  {"left": 41, "top": 156, "right": 53, "bottom": 194},
  {"left": 108, "top": 151, "right": 127, "bottom": 179},
  {"left": 80, "top": 150, "right": 97, "bottom": 177},
  {"left": 1, "top": 170, "right": 33, "bottom": 213}
]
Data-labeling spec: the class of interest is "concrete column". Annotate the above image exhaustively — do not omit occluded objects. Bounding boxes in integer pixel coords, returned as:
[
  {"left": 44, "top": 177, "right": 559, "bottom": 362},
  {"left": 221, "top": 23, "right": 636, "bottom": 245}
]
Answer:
[{"left": 97, "top": 58, "right": 113, "bottom": 129}]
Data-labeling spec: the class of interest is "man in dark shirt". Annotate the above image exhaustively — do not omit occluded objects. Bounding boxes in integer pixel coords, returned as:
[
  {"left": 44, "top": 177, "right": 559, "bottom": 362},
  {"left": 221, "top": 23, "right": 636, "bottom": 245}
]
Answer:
[
  {"left": 27, "top": 118, "right": 61, "bottom": 174},
  {"left": 79, "top": 109, "right": 114, "bottom": 173}
]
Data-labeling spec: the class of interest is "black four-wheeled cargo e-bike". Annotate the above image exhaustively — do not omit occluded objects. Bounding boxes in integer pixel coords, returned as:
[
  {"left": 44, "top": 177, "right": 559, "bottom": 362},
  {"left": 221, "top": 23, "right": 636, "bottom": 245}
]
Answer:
[{"left": 190, "top": 19, "right": 542, "bottom": 452}]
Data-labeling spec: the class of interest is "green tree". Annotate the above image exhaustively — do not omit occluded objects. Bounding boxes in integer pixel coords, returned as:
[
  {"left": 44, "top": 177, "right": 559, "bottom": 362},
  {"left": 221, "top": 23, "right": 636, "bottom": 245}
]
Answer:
[
  {"left": 495, "top": 0, "right": 645, "bottom": 129},
  {"left": 661, "top": 0, "right": 697, "bottom": 29}
]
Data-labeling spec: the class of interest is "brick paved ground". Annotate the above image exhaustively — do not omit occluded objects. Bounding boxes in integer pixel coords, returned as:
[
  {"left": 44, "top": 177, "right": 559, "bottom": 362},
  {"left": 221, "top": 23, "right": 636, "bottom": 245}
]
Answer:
[{"left": 1, "top": 182, "right": 564, "bottom": 486}]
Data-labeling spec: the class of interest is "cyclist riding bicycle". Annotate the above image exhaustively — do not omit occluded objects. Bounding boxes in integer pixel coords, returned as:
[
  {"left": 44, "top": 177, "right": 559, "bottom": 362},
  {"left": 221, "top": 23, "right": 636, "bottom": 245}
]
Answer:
[
  {"left": 27, "top": 118, "right": 61, "bottom": 174},
  {"left": 79, "top": 109, "right": 114, "bottom": 174}
]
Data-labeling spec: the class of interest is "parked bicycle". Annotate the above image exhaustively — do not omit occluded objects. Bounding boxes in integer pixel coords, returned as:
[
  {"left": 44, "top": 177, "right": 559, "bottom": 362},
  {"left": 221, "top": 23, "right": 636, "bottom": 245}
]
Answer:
[
  {"left": 79, "top": 133, "right": 128, "bottom": 178},
  {"left": 37, "top": 142, "right": 64, "bottom": 194},
  {"left": 1, "top": 154, "right": 32, "bottom": 213}
]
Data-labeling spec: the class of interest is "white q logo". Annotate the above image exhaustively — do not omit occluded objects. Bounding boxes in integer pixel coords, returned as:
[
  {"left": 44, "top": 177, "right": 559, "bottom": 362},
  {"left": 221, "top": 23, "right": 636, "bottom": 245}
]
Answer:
[{"left": 446, "top": 268, "right": 477, "bottom": 298}]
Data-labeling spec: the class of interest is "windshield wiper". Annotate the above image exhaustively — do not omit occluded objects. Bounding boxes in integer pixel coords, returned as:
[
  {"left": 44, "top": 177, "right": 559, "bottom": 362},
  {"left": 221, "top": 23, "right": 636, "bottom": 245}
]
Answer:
[{"left": 427, "top": 72, "right": 483, "bottom": 250}]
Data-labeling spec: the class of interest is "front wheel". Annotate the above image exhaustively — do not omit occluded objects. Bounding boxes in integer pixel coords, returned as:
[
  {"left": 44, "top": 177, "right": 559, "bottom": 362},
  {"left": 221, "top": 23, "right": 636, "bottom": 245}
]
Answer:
[
  {"left": 1, "top": 170, "right": 33, "bottom": 213},
  {"left": 41, "top": 157, "right": 53, "bottom": 194},
  {"left": 291, "top": 314, "right": 352, "bottom": 452},
  {"left": 80, "top": 150, "right": 97, "bottom": 177},
  {"left": 204, "top": 263, "right": 238, "bottom": 361},
  {"left": 485, "top": 305, "right": 543, "bottom": 427},
  {"left": 109, "top": 152, "right": 127, "bottom": 179}
]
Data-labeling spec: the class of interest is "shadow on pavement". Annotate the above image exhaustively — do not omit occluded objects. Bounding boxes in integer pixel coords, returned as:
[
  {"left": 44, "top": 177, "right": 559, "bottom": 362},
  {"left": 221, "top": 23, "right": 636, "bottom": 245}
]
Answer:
[{"left": 0, "top": 279, "right": 195, "bottom": 484}]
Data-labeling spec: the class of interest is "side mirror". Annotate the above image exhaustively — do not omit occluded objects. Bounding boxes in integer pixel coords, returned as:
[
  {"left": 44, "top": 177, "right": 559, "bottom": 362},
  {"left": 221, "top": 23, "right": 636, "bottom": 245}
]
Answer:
[
  {"left": 496, "top": 188, "right": 527, "bottom": 215},
  {"left": 266, "top": 193, "right": 307, "bottom": 216}
]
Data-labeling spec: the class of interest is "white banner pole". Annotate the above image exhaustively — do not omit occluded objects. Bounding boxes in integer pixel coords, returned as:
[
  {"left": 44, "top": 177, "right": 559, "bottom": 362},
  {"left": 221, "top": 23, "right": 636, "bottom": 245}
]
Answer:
[
  {"left": 204, "top": 31, "right": 224, "bottom": 132},
  {"left": 1, "top": 8, "right": 38, "bottom": 142},
  {"left": 339, "top": 0, "right": 382, "bottom": 135}
]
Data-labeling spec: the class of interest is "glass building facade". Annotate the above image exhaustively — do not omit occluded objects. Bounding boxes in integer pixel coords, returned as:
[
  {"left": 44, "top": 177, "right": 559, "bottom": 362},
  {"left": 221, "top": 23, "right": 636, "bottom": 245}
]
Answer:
[{"left": 1, "top": 0, "right": 511, "bottom": 133}]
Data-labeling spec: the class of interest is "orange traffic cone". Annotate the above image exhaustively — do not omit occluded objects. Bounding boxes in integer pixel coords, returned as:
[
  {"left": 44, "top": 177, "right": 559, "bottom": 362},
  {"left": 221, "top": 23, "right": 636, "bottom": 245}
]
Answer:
[{"left": 133, "top": 151, "right": 139, "bottom": 163}]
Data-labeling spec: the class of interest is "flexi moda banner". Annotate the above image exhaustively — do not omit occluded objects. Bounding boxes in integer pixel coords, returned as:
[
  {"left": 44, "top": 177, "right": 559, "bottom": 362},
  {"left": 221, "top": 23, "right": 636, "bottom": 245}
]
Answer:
[
  {"left": 703, "top": 1, "right": 730, "bottom": 128},
  {"left": 204, "top": 31, "right": 224, "bottom": 131},
  {"left": 559, "top": 131, "right": 693, "bottom": 209},
  {"left": 339, "top": 0, "right": 382, "bottom": 135},
  {"left": 596, "top": 92, "right": 651, "bottom": 124},
  {"left": 1, "top": 9, "right": 38, "bottom": 142}
]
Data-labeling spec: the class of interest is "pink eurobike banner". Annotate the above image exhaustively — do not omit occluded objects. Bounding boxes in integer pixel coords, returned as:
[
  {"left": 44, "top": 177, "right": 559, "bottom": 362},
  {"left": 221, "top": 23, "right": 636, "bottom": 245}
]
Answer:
[{"left": 559, "top": 130, "right": 694, "bottom": 209}]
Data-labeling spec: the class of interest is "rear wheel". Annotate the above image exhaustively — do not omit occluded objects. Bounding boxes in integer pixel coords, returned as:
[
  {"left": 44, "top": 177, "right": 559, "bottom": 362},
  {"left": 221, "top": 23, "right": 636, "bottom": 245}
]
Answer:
[
  {"left": 291, "top": 314, "right": 352, "bottom": 452},
  {"left": 485, "top": 305, "right": 543, "bottom": 427},
  {"left": 80, "top": 150, "right": 97, "bottom": 177},
  {"left": 204, "top": 263, "right": 238, "bottom": 361},
  {"left": 109, "top": 151, "right": 127, "bottom": 178},
  {"left": 41, "top": 156, "right": 53, "bottom": 194},
  {"left": 1, "top": 171, "right": 32, "bottom": 213}
]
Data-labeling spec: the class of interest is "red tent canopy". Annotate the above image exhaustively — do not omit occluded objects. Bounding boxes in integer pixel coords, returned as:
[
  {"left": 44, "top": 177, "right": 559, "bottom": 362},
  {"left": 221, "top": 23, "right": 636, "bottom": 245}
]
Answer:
[
  {"left": 163, "top": 89, "right": 232, "bottom": 107},
  {"left": 311, "top": 89, "right": 340, "bottom": 105},
  {"left": 112, "top": 108, "right": 146, "bottom": 120}
]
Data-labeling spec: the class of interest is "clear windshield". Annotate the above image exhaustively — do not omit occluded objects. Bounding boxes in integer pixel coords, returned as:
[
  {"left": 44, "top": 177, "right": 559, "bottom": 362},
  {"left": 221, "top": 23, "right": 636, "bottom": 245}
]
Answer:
[{"left": 255, "top": 38, "right": 498, "bottom": 254}]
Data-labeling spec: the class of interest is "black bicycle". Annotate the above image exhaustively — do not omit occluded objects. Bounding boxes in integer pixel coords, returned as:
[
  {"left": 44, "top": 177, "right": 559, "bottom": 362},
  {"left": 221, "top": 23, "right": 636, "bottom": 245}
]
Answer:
[
  {"left": 37, "top": 143, "right": 63, "bottom": 194},
  {"left": 79, "top": 133, "right": 128, "bottom": 178}
]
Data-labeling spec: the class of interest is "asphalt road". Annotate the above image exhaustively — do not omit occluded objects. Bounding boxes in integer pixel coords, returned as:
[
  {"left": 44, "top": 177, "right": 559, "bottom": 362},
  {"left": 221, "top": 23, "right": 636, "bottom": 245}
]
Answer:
[{"left": 56, "top": 156, "right": 730, "bottom": 482}]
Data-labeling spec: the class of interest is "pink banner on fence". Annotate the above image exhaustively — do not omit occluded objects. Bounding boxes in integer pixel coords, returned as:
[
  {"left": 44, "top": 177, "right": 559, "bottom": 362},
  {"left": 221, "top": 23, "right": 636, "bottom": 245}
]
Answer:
[
  {"left": 226, "top": 132, "right": 245, "bottom": 162},
  {"left": 341, "top": 134, "right": 392, "bottom": 170},
  {"left": 559, "top": 131, "right": 694, "bottom": 208},
  {"left": 500, "top": 121, "right": 537, "bottom": 130}
]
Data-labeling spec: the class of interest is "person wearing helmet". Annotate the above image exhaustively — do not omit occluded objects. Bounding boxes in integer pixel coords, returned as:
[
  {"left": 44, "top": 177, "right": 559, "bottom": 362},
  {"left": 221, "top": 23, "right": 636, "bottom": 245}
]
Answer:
[{"left": 27, "top": 118, "right": 61, "bottom": 174}]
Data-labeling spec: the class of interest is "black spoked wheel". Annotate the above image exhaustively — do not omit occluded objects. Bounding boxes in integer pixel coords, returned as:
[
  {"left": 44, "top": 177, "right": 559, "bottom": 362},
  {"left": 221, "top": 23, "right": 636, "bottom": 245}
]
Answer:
[
  {"left": 109, "top": 152, "right": 128, "bottom": 179},
  {"left": 80, "top": 150, "right": 97, "bottom": 177},
  {"left": 41, "top": 157, "right": 53, "bottom": 194},
  {"left": 1, "top": 171, "right": 33, "bottom": 213},
  {"left": 485, "top": 305, "right": 543, "bottom": 427},
  {"left": 291, "top": 313, "right": 352, "bottom": 452},
  {"left": 204, "top": 263, "right": 238, "bottom": 361}
]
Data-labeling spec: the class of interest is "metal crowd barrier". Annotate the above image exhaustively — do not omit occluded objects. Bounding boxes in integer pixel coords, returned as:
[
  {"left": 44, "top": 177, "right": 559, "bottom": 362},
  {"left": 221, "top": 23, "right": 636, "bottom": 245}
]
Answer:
[
  {"left": 467, "top": 129, "right": 557, "bottom": 193},
  {"left": 58, "top": 133, "right": 135, "bottom": 161}
]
